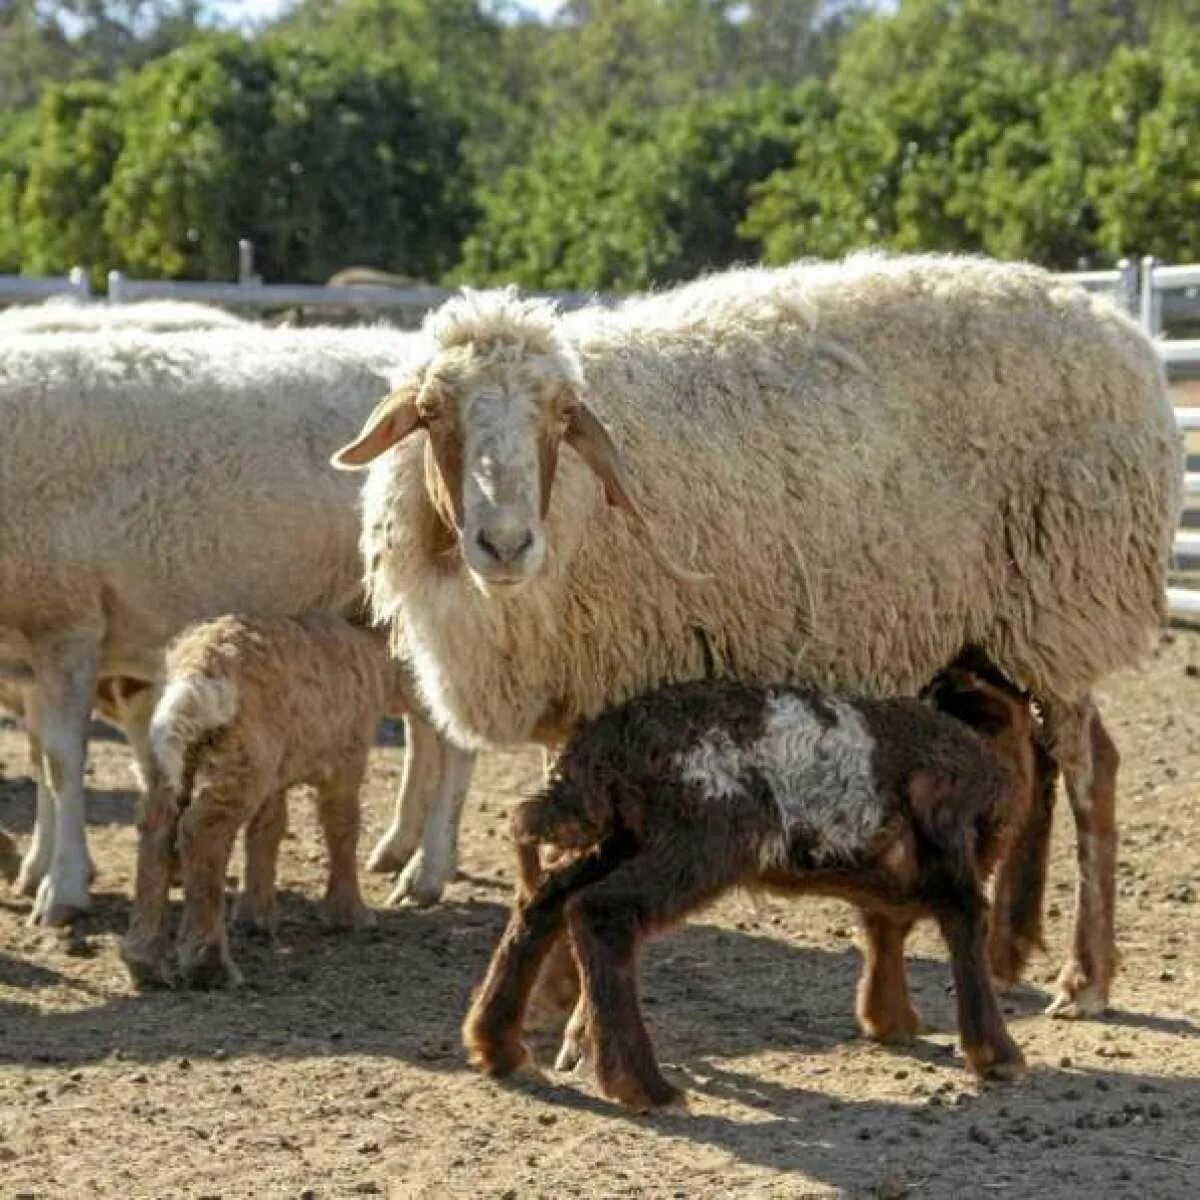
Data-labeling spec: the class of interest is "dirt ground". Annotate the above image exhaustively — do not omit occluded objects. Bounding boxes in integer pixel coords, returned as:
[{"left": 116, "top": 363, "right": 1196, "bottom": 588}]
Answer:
[{"left": 0, "top": 633, "right": 1197, "bottom": 1200}]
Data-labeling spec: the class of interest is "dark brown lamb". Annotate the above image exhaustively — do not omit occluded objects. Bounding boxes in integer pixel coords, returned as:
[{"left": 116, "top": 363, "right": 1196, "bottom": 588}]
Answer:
[{"left": 464, "top": 670, "right": 1034, "bottom": 1113}]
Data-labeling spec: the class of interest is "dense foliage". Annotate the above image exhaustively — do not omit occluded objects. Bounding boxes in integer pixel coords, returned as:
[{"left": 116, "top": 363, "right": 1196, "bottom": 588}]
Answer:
[{"left": 0, "top": 0, "right": 1196, "bottom": 286}]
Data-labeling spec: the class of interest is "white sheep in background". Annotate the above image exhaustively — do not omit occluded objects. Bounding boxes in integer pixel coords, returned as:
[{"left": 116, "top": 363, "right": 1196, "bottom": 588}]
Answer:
[
  {"left": 0, "top": 325, "right": 474, "bottom": 925},
  {"left": 0, "top": 297, "right": 247, "bottom": 792},
  {"left": 336, "top": 252, "right": 1182, "bottom": 1019},
  {"left": 0, "top": 298, "right": 248, "bottom": 333},
  {"left": 121, "top": 613, "right": 419, "bottom": 989}
]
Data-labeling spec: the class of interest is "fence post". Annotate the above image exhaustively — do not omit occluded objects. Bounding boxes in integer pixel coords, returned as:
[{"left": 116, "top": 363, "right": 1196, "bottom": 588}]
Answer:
[
  {"left": 1116, "top": 257, "right": 1137, "bottom": 317},
  {"left": 1139, "top": 255, "right": 1161, "bottom": 336},
  {"left": 107, "top": 269, "right": 126, "bottom": 305},
  {"left": 237, "top": 239, "right": 259, "bottom": 286},
  {"left": 68, "top": 266, "right": 91, "bottom": 301}
]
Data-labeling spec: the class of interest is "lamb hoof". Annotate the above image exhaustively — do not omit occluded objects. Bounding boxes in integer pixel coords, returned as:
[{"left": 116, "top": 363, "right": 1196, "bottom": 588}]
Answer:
[
  {"left": 366, "top": 836, "right": 417, "bottom": 875},
  {"left": 466, "top": 1034, "right": 531, "bottom": 1078},
  {"left": 1046, "top": 963, "right": 1109, "bottom": 1019},
  {"left": 988, "top": 933, "right": 1041, "bottom": 994},
  {"left": 230, "top": 899, "right": 277, "bottom": 941},
  {"left": 178, "top": 943, "right": 243, "bottom": 991},
  {"left": 858, "top": 1005, "right": 922, "bottom": 1046},
  {"left": 965, "top": 1040, "right": 1026, "bottom": 1082},
  {"left": 606, "top": 1078, "right": 689, "bottom": 1115},
  {"left": 119, "top": 938, "right": 175, "bottom": 990},
  {"left": 323, "top": 898, "right": 377, "bottom": 932},
  {"left": 554, "top": 1038, "right": 587, "bottom": 1074}
]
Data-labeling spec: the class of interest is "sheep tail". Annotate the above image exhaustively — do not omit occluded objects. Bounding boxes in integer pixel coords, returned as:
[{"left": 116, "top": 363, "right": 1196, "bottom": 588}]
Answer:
[{"left": 148, "top": 676, "right": 239, "bottom": 795}]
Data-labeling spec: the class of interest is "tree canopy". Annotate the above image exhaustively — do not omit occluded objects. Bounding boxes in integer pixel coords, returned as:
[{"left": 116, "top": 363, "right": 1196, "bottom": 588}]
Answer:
[{"left": 0, "top": 0, "right": 1197, "bottom": 287}]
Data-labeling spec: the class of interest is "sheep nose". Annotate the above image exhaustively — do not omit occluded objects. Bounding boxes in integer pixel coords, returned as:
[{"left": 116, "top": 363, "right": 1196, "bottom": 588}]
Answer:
[{"left": 476, "top": 526, "right": 534, "bottom": 565}]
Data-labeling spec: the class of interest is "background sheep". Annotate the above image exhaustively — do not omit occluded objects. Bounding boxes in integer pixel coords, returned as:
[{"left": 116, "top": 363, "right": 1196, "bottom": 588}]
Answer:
[
  {"left": 464, "top": 670, "right": 1033, "bottom": 1111},
  {"left": 336, "top": 252, "right": 1182, "bottom": 1019},
  {"left": 0, "top": 324, "right": 474, "bottom": 926},
  {"left": 0, "top": 298, "right": 248, "bottom": 334},
  {"left": 121, "top": 613, "right": 413, "bottom": 989}
]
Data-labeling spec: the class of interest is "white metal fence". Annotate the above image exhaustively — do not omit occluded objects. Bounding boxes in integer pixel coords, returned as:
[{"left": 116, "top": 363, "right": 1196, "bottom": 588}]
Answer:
[{"left": 2, "top": 247, "right": 1199, "bottom": 616}]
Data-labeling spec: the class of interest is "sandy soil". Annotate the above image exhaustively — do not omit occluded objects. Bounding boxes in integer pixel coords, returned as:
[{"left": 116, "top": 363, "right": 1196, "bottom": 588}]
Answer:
[{"left": 0, "top": 631, "right": 1197, "bottom": 1200}]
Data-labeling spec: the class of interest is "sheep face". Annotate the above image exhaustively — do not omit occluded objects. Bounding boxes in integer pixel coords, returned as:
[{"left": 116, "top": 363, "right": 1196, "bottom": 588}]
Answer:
[{"left": 334, "top": 350, "right": 639, "bottom": 594}]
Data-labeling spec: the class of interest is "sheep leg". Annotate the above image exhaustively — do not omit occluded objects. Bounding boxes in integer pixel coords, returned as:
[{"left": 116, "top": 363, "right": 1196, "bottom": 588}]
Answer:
[
  {"left": 988, "top": 738, "right": 1057, "bottom": 990},
  {"left": 120, "top": 776, "right": 179, "bottom": 988},
  {"left": 1044, "top": 699, "right": 1119, "bottom": 1018},
  {"left": 933, "top": 891, "right": 1025, "bottom": 1080},
  {"left": 232, "top": 792, "right": 287, "bottom": 938},
  {"left": 566, "top": 849, "right": 732, "bottom": 1113},
  {"left": 176, "top": 775, "right": 246, "bottom": 989},
  {"left": 367, "top": 711, "right": 440, "bottom": 874},
  {"left": 388, "top": 738, "right": 476, "bottom": 907},
  {"left": 317, "top": 766, "right": 375, "bottom": 931},
  {"left": 463, "top": 846, "right": 621, "bottom": 1077},
  {"left": 855, "top": 912, "right": 920, "bottom": 1043},
  {"left": 15, "top": 685, "right": 53, "bottom": 896},
  {"left": 28, "top": 634, "right": 100, "bottom": 926}
]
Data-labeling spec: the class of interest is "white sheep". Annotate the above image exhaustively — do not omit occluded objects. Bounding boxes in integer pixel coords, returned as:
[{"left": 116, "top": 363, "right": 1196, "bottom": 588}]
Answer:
[
  {"left": 335, "top": 252, "right": 1183, "bottom": 1020},
  {"left": 0, "top": 297, "right": 247, "bottom": 790},
  {"left": 121, "top": 613, "right": 415, "bottom": 989},
  {"left": 0, "top": 324, "right": 474, "bottom": 926},
  {"left": 0, "top": 298, "right": 248, "bottom": 333}
]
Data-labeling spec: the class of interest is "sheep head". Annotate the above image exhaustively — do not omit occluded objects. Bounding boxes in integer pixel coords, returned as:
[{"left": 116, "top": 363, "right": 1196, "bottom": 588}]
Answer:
[{"left": 333, "top": 289, "right": 699, "bottom": 595}]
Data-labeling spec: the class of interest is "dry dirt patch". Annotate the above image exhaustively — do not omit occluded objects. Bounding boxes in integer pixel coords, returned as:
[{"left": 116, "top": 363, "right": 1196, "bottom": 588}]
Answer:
[{"left": 1, "top": 632, "right": 1198, "bottom": 1198}]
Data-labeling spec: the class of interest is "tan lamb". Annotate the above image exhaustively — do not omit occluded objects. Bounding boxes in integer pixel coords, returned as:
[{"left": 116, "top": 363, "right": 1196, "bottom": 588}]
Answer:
[{"left": 120, "top": 612, "right": 414, "bottom": 989}]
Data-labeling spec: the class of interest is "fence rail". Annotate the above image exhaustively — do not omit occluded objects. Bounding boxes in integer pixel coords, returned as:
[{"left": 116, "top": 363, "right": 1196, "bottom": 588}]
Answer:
[{"left": 2, "top": 247, "right": 1199, "bottom": 617}]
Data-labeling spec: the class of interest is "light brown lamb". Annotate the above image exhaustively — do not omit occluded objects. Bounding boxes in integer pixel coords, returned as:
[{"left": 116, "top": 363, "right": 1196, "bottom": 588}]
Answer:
[{"left": 120, "top": 613, "right": 413, "bottom": 989}]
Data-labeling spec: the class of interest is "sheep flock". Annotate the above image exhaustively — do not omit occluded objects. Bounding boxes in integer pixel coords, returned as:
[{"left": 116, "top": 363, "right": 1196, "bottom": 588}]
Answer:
[{"left": 0, "top": 261, "right": 1188, "bottom": 1186}]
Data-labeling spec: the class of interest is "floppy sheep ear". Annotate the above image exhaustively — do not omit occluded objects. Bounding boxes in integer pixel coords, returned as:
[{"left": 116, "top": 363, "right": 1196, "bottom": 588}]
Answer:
[
  {"left": 565, "top": 401, "right": 711, "bottom": 586},
  {"left": 564, "top": 401, "right": 638, "bottom": 511},
  {"left": 331, "top": 385, "right": 424, "bottom": 470}
]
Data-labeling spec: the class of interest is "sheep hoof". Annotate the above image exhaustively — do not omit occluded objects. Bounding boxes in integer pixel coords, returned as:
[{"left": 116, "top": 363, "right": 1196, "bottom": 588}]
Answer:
[
  {"left": 365, "top": 836, "right": 417, "bottom": 875},
  {"left": 14, "top": 856, "right": 47, "bottom": 898},
  {"left": 28, "top": 875, "right": 90, "bottom": 926},
  {"left": 386, "top": 855, "right": 447, "bottom": 908}
]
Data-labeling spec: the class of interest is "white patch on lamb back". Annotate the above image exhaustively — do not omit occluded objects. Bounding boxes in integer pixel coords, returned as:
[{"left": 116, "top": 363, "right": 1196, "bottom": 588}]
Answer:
[
  {"left": 149, "top": 677, "right": 239, "bottom": 791},
  {"left": 758, "top": 694, "right": 883, "bottom": 863},
  {"left": 675, "top": 691, "right": 883, "bottom": 867}
]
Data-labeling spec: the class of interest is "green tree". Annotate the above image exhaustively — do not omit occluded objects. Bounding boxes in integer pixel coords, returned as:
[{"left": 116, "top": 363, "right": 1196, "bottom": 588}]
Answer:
[
  {"left": 0, "top": 109, "right": 36, "bottom": 272},
  {"left": 458, "top": 86, "right": 805, "bottom": 290},
  {"left": 102, "top": 34, "right": 474, "bottom": 281},
  {"left": 744, "top": 0, "right": 1200, "bottom": 268},
  {"left": 19, "top": 80, "right": 123, "bottom": 283}
]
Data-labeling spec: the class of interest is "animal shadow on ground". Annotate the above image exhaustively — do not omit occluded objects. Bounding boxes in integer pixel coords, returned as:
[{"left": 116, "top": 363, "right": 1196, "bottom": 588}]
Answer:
[
  {"left": 0, "top": 779, "right": 138, "bottom": 838},
  {"left": 3, "top": 883, "right": 1198, "bottom": 1197}
]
